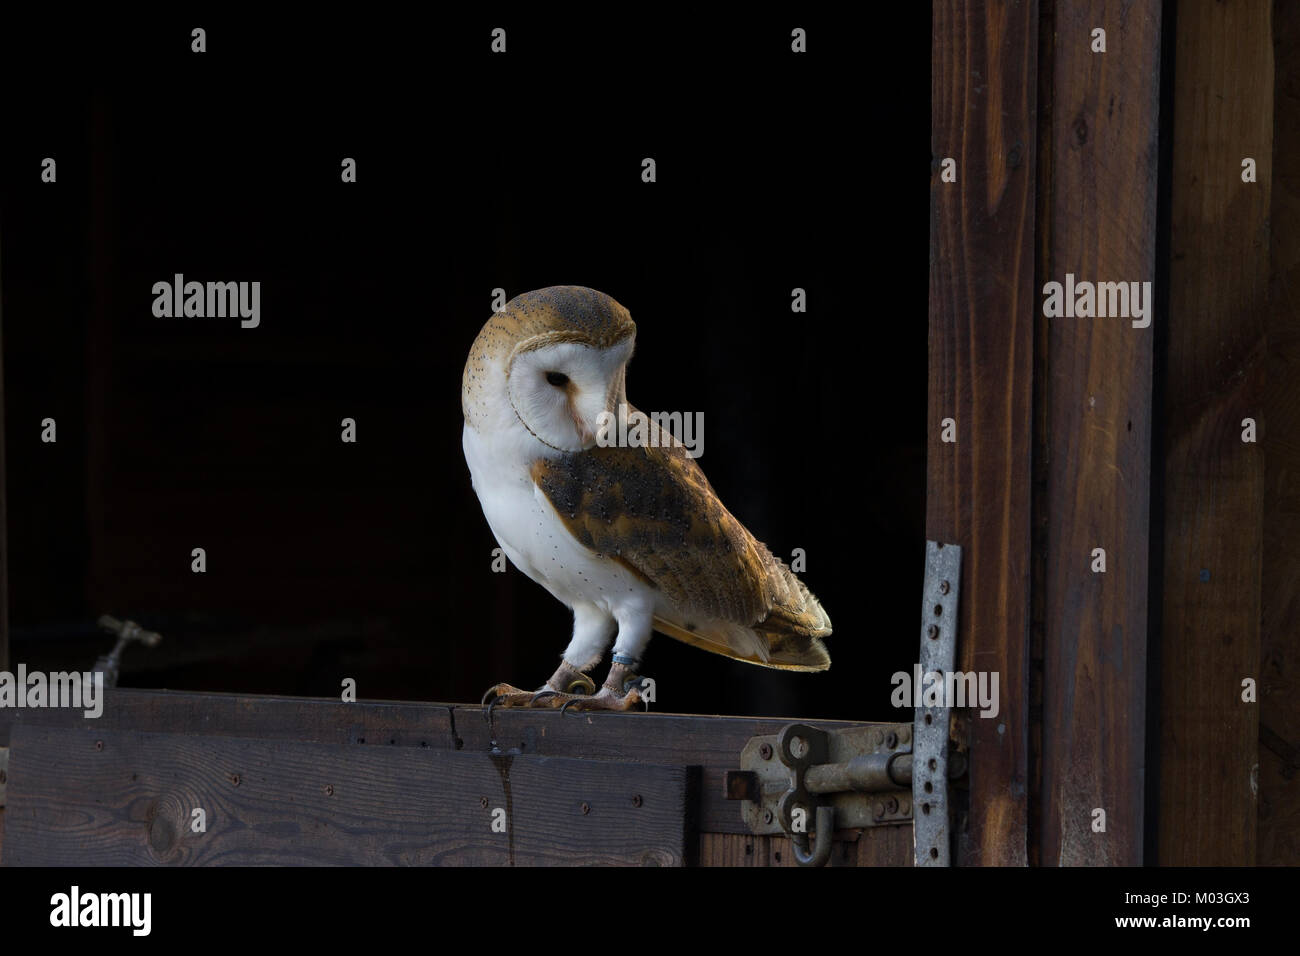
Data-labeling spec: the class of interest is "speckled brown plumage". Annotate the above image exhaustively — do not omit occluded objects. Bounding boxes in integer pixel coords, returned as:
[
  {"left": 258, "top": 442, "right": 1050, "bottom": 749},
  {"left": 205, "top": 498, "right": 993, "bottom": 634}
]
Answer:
[{"left": 531, "top": 410, "right": 832, "bottom": 671}]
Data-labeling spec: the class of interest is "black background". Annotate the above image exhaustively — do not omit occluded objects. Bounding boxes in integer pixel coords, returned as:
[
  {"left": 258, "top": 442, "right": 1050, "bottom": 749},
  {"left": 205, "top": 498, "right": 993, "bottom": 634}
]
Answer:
[{"left": 0, "top": 11, "right": 927, "bottom": 719}]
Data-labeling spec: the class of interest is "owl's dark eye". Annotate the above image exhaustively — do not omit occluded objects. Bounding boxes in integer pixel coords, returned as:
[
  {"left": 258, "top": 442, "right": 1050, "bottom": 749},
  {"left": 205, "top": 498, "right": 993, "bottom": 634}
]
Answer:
[{"left": 545, "top": 371, "right": 569, "bottom": 387}]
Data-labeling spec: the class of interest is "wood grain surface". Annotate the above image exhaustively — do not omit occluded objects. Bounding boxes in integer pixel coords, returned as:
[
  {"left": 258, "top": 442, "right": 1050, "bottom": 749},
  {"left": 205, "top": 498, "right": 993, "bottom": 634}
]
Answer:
[
  {"left": 5, "top": 724, "right": 697, "bottom": 866},
  {"left": 1039, "top": 1, "right": 1161, "bottom": 866},
  {"left": 929, "top": 0, "right": 1038, "bottom": 867},
  {"left": 1157, "top": 0, "right": 1272, "bottom": 866}
]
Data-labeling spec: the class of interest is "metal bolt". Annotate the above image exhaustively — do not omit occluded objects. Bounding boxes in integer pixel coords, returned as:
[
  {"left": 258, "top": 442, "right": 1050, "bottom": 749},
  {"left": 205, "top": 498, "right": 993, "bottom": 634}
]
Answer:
[
  {"left": 928, "top": 624, "right": 939, "bottom": 639},
  {"left": 324, "top": 785, "right": 334, "bottom": 796},
  {"left": 480, "top": 796, "right": 489, "bottom": 809},
  {"left": 762, "top": 808, "right": 774, "bottom": 825},
  {"left": 632, "top": 795, "right": 642, "bottom": 808},
  {"left": 885, "top": 731, "right": 898, "bottom": 749},
  {"left": 886, "top": 796, "right": 899, "bottom": 814},
  {"left": 759, "top": 743, "right": 773, "bottom": 760},
  {"left": 939, "top": 580, "right": 950, "bottom": 595},
  {"left": 580, "top": 802, "right": 591, "bottom": 815}
]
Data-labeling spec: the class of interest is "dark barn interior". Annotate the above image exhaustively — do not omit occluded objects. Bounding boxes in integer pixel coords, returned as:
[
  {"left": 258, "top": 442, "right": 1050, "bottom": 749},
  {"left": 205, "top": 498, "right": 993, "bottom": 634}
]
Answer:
[
  {"left": 0, "top": 13, "right": 927, "bottom": 722},
  {"left": 0, "top": 4, "right": 1294, "bottom": 880}
]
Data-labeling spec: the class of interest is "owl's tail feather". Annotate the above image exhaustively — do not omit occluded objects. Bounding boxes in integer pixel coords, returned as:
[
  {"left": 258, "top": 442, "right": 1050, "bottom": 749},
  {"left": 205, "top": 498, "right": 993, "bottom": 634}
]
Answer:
[{"left": 651, "top": 567, "right": 833, "bottom": 673}]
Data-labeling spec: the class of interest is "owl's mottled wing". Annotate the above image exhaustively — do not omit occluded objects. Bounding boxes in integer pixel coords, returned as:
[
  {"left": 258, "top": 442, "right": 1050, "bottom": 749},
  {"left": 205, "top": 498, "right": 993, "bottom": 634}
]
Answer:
[{"left": 531, "top": 432, "right": 831, "bottom": 671}]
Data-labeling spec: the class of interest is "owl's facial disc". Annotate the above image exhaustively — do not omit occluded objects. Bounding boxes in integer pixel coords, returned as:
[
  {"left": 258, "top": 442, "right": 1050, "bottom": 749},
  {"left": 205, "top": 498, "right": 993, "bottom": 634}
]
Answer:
[{"left": 507, "top": 336, "right": 633, "bottom": 452}]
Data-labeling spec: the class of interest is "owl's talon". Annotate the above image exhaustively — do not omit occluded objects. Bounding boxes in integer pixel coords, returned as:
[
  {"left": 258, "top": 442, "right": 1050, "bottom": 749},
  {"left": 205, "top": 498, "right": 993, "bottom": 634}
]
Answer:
[{"left": 559, "top": 685, "right": 644, "bottom": 715}]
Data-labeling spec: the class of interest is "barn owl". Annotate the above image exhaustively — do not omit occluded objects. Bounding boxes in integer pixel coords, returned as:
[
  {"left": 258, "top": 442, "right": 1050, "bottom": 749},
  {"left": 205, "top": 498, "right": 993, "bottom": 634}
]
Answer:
[{"left": 463, "top": 286, "right": 831, "bottom": 711}]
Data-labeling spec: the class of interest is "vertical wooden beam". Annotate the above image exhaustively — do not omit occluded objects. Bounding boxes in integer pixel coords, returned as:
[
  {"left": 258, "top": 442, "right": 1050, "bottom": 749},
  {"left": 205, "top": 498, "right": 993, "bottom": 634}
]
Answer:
[
  {"left": 1259, "top": 0, "right": 1300, "bottom": 868},
  {"left": 929, "top": 0, "right": 1036, "bottom": 866},
  {"left": 1157, "top": 0, "right": 1271, "bottom": 866},
  {"left": 1039, "top": 2, "right": 1160, "bottom": 865}
]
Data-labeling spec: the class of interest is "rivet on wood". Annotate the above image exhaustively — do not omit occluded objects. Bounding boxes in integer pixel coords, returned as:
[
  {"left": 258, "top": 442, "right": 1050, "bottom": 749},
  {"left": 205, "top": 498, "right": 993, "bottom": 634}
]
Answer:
[
  {"left": 95, "top": 740, "right": 104, "bottom": 751},
  {"left": 230, "top": 773, "right": 241, "bottom": 786},
  {"left": 480, "top": 797, "right": 489, "bottom": 808},
  {"left": 580, "top": 802, "right": 591, "bottom": 815},
  {"left": 324, "top": 785, "right": 334, "bottom": 796}
]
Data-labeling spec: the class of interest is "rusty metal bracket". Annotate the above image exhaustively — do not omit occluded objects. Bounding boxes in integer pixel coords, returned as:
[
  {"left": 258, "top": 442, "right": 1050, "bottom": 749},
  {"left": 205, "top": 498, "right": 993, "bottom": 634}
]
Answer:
[
  {"left": 726, "top": 722, "right": 918, "bottom": 838},
  {"left": 724, "top": 539, "right": 966, "bottom": 868},
  {"left": 913, "top": 540, "right": 961, "bottom": 867}
]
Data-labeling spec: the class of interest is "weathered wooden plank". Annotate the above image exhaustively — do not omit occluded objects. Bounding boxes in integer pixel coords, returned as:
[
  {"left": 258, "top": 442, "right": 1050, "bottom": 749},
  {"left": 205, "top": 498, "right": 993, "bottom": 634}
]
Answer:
[
  {"left": 0, "top": 688, "right": 914, "bottom": 846},
  {"left": 929, "top": 0, "right": 1036, "bottom": 866},
  {"left": 699, "top": 827, "right": 913, "bottom": 867},
  {"left": 4, "top": 724, "right": 696, "bottom": 866},
  {"left": 1156, "top": 0, "right": 1271, "bottom": 866},
  {"left": 1259, "top": 0, "right": 1298, "bottom": 869},
  {"left": 1039, "top": 2, "right": 1160, "bottom": 865}
]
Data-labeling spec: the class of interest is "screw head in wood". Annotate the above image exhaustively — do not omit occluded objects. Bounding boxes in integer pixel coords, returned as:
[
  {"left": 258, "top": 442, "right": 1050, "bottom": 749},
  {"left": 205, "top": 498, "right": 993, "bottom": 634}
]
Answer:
[
  {"left": 759, "top": 743, "right": 773, "bottom": 760},
  {"left": 580, "top": 802, "right": 591, "bottom": 815}
]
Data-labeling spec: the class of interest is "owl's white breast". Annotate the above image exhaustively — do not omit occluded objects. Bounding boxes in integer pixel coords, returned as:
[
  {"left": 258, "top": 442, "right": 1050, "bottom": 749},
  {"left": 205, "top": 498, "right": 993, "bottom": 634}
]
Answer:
[{"left": 463, "top": 419, "right": 653, "bottom": 617}]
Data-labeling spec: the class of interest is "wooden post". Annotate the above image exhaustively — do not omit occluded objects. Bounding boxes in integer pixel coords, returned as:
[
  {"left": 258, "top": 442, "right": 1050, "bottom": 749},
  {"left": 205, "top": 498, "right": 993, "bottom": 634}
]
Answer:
[
  {"left": 1037, "top": 2, "right": 1161, "bottom": 865},
  {"left": 1155, "top": 0, "right": 1272, "bottom": 866},
  {"left": 1260, "top": 0, "right": 1300, "bottom": 868},
  {"left": 929, "top": 0, "right": 1037, "bottom": 866}
]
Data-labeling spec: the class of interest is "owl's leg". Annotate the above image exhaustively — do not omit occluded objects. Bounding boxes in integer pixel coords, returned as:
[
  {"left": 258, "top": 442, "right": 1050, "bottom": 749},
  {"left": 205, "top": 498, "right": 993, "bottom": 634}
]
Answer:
[
  {"left": 482, "top": 602, "right": 614, "bottom": 709},
  {"left": 560, "top": 605, "right": 653, "bottom": 713}
]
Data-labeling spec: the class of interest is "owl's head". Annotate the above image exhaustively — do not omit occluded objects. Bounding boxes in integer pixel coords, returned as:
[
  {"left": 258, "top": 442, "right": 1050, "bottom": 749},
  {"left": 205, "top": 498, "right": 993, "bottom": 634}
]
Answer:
[{"left": 462, "top": 286, "right": 636, "bottom": 452}]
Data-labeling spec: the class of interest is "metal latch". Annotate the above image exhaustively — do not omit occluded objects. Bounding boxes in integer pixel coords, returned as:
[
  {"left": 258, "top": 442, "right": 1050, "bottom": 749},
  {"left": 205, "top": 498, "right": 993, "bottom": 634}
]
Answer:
[
  {"left": 725, "top": 539, "right": 965, "bottom": 867},
  {"left": 725, "top": 722, "right": 966, "bottom": 866},
  {"left": 93, "top": 615, "right": 163, "bottom": 688}
]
